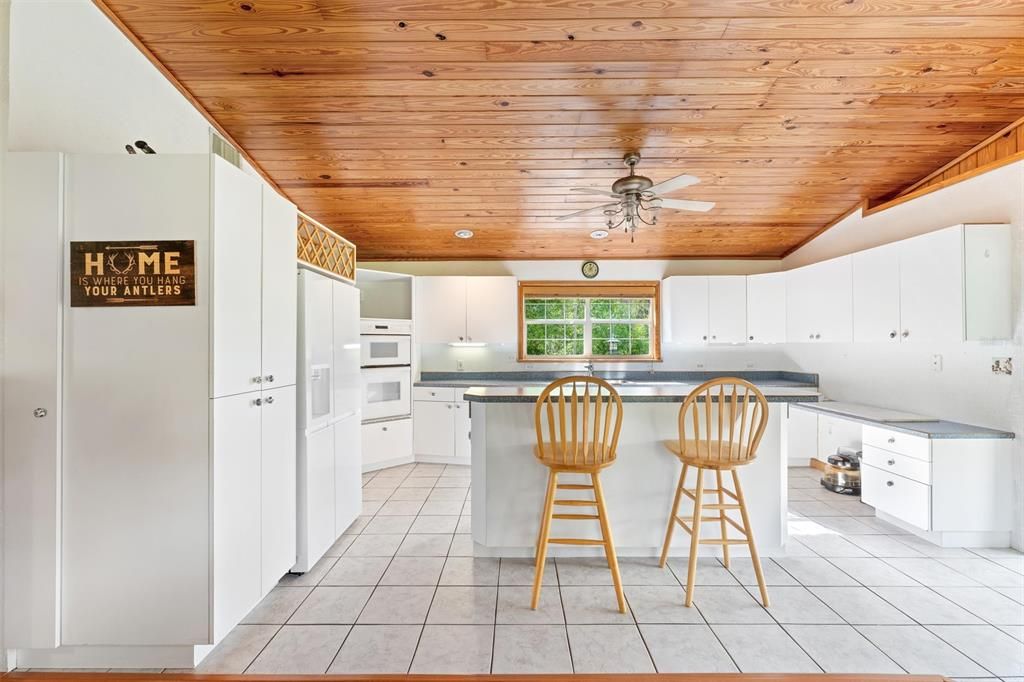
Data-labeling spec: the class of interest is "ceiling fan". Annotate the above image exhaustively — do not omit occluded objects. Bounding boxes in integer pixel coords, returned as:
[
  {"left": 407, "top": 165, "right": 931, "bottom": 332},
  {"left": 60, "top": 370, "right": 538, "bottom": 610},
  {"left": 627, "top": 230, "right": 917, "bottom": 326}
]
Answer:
[{"left": 556, "top": 152, "right": 716, "bottom": 242}]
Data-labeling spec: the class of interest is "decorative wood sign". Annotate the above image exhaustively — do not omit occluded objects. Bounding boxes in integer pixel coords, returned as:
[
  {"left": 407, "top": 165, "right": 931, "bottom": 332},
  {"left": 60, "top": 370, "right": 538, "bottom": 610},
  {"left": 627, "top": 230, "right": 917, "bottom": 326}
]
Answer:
[{"left": 70, "top": 240, "right": 196, "bottom": 307}]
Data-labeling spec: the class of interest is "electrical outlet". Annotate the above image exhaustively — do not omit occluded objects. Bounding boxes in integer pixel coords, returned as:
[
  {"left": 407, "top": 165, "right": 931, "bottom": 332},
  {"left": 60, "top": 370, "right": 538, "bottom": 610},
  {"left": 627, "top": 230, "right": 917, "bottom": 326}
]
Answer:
[
  {"left": 456, "top": 360, "right": 464, "bottom": 371},
  {"left": 695, "top": 362, "right": 705, "bottom": 369},
  {"left": 931, "top": 354, "right": 943, "bottom": 372},
  {"left": 992, "top": 357, "right": 1013, "bottom": 375},
  {"left": 745, "top": 361, "right": 755, "bottom": 369}
]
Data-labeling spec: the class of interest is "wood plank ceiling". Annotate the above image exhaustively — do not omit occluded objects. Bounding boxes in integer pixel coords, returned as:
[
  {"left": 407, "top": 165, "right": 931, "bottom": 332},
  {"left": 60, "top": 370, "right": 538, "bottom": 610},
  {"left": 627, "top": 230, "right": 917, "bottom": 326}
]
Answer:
[{"left": 99, "top": 0, "right": 1024, "bottom": 260}]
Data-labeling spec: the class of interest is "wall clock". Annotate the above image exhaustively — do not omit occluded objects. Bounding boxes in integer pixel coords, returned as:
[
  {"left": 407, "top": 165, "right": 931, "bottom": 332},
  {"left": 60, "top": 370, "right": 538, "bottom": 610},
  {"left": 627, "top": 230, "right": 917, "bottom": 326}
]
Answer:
[{"left": 581, "top": 260, "right": 599, "bottom": 279}]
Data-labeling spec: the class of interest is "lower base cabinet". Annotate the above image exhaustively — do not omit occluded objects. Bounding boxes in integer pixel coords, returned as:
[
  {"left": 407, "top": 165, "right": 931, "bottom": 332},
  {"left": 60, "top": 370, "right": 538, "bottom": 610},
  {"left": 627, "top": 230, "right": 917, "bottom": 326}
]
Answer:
[
  {"left": 860, "top": 425, "right": 1012, "bottom": 544},
  {"left": 362, "top": 417, "right": 413, "bottom": 471},
  {"left": 413, "top": 386, "right": 471, "bottom": 462},
  {"left": 212, "top": 386, "right": 297, "bottom": 642}
]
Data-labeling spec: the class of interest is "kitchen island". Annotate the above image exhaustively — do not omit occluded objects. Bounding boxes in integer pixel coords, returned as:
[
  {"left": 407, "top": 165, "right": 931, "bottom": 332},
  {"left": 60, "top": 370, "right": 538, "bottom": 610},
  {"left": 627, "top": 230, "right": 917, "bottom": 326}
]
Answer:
[{"left": 462, "top": 378, "right": 820, "bottom": 559}]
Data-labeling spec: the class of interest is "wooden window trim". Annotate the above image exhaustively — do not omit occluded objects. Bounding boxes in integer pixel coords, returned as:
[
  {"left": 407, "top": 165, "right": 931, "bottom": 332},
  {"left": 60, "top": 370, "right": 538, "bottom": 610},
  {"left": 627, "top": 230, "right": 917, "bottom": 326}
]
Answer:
[{"left": 517, "top": 280, "right": 662, "bottom": 363}]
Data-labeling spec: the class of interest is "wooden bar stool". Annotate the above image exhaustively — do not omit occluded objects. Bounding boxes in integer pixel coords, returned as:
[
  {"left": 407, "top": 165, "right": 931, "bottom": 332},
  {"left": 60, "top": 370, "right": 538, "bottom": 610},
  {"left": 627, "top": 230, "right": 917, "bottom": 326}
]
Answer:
[
  {"left": 531, "top": 376, "right": 625, "bottom": 612},
  {"left": 658, "top": 377, "right": 771, "bottom": 608}
]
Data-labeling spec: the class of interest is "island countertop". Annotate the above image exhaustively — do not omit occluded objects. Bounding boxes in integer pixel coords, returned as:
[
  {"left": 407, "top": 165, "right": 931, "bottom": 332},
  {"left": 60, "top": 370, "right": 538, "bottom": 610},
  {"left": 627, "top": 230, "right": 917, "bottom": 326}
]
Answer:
[
  {"left": 791, "top": 401, "right": 1015, "bottom": 440},
  {"left": 463, "top": 383, "right": 821, "bottom": 403}
]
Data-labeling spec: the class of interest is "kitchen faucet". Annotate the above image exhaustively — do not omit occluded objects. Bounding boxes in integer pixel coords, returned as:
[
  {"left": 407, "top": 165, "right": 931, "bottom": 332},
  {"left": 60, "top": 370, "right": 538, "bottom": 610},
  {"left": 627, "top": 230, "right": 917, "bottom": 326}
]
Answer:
[{"left": 583, "top": 361, "right": 595, "bottom": 377}]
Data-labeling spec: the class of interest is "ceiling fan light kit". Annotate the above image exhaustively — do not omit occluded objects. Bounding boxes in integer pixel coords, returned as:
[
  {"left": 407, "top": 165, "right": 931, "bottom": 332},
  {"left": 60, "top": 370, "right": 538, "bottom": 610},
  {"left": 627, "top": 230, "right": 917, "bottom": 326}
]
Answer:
[
  {"left": 454, "top": 229, "right": 474, "bottom": 239},
  {"left": 558, "top": 152, "right": 716, "bottom": 243}
]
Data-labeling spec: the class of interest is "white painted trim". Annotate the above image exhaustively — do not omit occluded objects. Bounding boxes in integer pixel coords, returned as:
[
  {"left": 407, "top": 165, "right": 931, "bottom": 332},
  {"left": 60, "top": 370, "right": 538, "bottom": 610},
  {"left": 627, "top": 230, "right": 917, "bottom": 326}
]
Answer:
[
  {"left": 362, "top": 455, "right": 414, "bottom": 473},
  {"left": 876, "top": 511, "right": 1012, "bottom": 548},
  {"left": 414, "top": 455, "right": 470, "bottom": 467}
]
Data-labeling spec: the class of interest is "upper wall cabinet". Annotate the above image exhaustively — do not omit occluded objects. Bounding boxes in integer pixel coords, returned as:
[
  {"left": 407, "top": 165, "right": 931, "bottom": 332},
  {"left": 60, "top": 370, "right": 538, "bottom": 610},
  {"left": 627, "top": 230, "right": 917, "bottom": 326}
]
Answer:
[
  {"left": 851, "top": 224, "right": 1011, "bottom": 343},
  {"left": 787, "top": 255, "right": 853, "bottom": 343},
  {"left": 260, "top": 187, "right": 298, "bottom": 388},
  {"left": 415, "top": 276, "right": 517, "bottom": 344},
  {"left": 662, "top": 276, "right": 709, "bottom": 343},
  {"left": 852, "top": 242, "right": 901, "bottom": 343},
  {"left": 746, "top": 272, "right": 786, "bottom": 343},
  {"left": 707, "top": 276, "right": 747, "bottom": 344}
]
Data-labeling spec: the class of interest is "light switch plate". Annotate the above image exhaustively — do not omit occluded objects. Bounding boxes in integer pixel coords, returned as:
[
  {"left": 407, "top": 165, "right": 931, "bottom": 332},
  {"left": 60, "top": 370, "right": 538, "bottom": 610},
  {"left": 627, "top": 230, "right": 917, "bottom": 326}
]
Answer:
[{"left": 456, "top": 360, "right": 464, "bottom": 371}]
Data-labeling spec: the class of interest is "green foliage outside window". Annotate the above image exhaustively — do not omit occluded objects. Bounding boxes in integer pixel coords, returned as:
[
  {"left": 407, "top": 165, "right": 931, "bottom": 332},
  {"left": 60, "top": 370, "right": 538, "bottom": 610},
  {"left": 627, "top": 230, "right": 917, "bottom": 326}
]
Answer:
[{"left": 523, "top": 297, "right": 654, "bottom": 358}]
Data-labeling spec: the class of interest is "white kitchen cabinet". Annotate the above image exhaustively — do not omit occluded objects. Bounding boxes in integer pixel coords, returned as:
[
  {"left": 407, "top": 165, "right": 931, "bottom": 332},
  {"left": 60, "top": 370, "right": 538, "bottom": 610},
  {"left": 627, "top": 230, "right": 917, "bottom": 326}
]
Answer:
[
  {"left": 707, "top": 276, "right": 746, "bottom": 344},
  {"left": 662, "top": 276, "right": 709, "bottom": 343},
  {"left": 817, "top": 414, "right": 862, "bottom": 464},
  {"left": 414, "top": 401, "right": 457, "bottom": 457},
  {"left": 212, "top": 157, "right": 263, "bottom": 398},
  {"left": 861, "top": 425, "right": 1012, "bottom": 544},
  {"left": 746, "top": 272, "right": 786, "bottom": 343},
  {"left": 334, "top": 413, "right": 363, "bottom": 535},
  {"left": 415, "top": 275, "right": 517, "bottom": 344},
  {"left": 362, "top": 417, "right": 413, "bottom": 471},
  {"left": 899, "top": 227, "right": 964, "bottom": 343},
  {"left": 413, "top": 392, "right": 472, "bottom": 463},
  {"left": 415, "top": 276, "right": 468, "bottom": 343},
  {"left": 454, "top": 401, "right": 472, "bottom": 461},
  {"left": 787, "top": 255, "right": 852, "bottom": 343},
  {"left": 260, "top": 187, "right": 298, "bottom": 388},
  {"left": 211, "top": 393, "right": 263, "bottom": 644},
  {"left": 466, "top": 276, "right": 518, "bottom": 343},
  {"left": 3, "top": 154, "right": 63, "bottom": 648},
  {"left": 260, "top": 385, "right": 297, "bottom": 595},
  {"left": 897, "top": 224, "right": 1011, "bottom": 342},
  {"left": 852, "top": 242, "right": 901, "bottom": 343}
]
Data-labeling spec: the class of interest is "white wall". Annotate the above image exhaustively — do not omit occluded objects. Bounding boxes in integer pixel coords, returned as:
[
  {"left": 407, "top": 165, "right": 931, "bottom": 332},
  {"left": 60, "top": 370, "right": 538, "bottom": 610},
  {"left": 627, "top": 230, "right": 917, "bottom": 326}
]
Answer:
[{"left": 7, "top": 0, "right": 210, "bottom": 153}]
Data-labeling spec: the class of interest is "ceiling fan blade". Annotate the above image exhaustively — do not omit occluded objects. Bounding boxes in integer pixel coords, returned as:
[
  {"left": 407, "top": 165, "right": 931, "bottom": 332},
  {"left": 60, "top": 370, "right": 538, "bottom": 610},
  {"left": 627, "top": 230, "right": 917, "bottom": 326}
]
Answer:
[
  {"left": 646, "top": 173, "right": 700, "bottom": 196},
  {"left": 655, "top": 198, "right": 716, "bottom": 213},
  {"left": 555, "top": 202, "right": 620, "bottom": 221},
  {"left": 569, "top": 187, "right": 622, "bottom": 198}
]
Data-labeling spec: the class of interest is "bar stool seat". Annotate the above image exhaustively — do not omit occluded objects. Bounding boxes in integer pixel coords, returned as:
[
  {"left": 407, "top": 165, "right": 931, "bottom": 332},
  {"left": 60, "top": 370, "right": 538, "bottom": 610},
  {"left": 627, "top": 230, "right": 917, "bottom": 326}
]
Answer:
[
  {"left": 661, "top": 439, "right": 746, "bottom": 469},
  {"left": 530, "top": 376, "right": 625, "bottom": 613},
  {"left": 658, "top": 378, "right": 771, "bottom": 609}
]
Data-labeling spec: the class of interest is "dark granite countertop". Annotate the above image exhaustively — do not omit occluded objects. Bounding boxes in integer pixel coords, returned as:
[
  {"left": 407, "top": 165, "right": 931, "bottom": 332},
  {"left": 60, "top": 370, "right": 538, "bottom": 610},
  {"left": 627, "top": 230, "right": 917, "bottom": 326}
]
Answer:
[
  {"left": 417, "top": 370, "right": 818, "bottom": 390},
  {"left": 464, "top": 384, "right": 821, "bottom": 404},
  {"left": 791, "top": 401, "right": 1015, "bottom": 440}
]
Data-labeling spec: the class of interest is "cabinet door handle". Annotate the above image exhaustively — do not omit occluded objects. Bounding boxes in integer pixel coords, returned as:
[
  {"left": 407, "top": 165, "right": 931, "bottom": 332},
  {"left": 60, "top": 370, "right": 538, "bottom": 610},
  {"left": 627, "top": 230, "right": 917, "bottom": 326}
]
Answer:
[
  {"left": 265, "top": 395, "right": 275, "bottom": 404},
  {"left": 887, "top": 437, "right": 895, "bottom": 444},
  {"left": 711, "top": 335, "right": 717, "bottom": 340},
  {"left": 253, "top": 376, "right": 263, "bottom": 384},
  {"left": 382, "top": 426, "right": 388, "bottom": 431},
  {"left": 447, "top": 404, "right": 452, "bottom": 409},
  {"left": 265, "top": 374, "right": 275, "bottom": 383},
  {"left": 749, "top": 335, "right": 754, "bottom": 341},
  {"left": 887, "top": 459, "right": 895, "bottom": 466},
  {"left": 902, "top": 330, "right": 910, "bottom": 338},
  {"left": 808, "top": 334, "right": 814, "bottom": 339},
  {"left": 889, "top": 330, "right": 897, "bottom": 339},
  {"left": 814, "top": 333, "right": 821, "bottom": 340},
  {"left": 455, "top": 404, "right": 461, "bottom": 409},
  {"left": 886, "top": 480, "right": 894, "bottom": 487},
  {"left": 254, "top": 398, "right": 263, "bottom": 406},
  {"left": 459, "top": 336, "right": 464, "bottom": 341},
  {"left": 33, "top": 407, "right": 48, "bottom": 418},
  {"left": 702, "top": 335, "right": 708, "bottom": 341}
]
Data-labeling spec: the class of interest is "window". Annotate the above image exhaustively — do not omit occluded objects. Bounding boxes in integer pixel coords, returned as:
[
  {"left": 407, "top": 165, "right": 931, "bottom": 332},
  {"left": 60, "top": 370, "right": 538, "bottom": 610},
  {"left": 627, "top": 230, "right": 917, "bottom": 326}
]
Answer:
[{"left": 518, "top": 281, "right": 661, "bottom": 361}]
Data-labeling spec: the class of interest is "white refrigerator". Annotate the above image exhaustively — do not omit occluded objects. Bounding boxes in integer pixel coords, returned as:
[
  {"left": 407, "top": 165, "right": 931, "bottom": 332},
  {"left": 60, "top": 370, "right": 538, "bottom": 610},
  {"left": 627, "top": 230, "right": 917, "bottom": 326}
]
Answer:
[{"left": 295, "top": 268, "right": 362, "bottom": 572}]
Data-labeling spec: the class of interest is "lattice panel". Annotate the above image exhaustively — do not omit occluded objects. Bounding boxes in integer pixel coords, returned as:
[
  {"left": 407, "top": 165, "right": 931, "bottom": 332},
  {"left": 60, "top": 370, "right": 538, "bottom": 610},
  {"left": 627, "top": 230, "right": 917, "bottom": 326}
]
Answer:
[{"left": 297, "top": 214, "right": 356, "bottom": 282}]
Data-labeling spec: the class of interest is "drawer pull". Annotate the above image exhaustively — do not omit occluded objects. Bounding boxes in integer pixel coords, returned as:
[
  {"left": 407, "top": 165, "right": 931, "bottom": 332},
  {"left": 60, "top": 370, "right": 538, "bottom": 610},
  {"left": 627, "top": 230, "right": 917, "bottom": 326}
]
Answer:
[
  {"left": 886, "top": 480, "right": 894, "bottom": 487},
  {"left": 887, "top": 459, "right": 895, "bottom": 466},
  {"left": 887, "top": 437, "right": 895, "bottom": 444},
  {"left": 382, "top": 426, "right": 388, "bottom": 431}
]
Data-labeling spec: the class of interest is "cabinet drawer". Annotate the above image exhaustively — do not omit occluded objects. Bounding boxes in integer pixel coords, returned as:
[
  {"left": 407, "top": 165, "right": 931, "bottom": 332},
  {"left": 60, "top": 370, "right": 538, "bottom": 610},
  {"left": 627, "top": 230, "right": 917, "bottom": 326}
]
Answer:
[
  {"left": 414, "top": 386, "right": 456, "bottom": 402},
  {"left": 362, "top": 418, "right": 412, "bottom": 467},
  {"left": 862, "top": 464, "right": 931, "bottom": 531},
  {"left": 862, "top": 426, "right": 930, "bottom": 462},
  {"left": 862, "top": 445, "right": 931, "bottom": 484}
]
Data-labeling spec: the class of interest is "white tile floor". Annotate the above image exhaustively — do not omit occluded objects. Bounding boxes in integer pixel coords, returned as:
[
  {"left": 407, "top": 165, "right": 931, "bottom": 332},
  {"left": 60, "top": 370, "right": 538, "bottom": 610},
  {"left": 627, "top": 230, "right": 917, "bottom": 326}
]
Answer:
[{"left": 48, "top": 464, "right": 1024, "bottom": 677}]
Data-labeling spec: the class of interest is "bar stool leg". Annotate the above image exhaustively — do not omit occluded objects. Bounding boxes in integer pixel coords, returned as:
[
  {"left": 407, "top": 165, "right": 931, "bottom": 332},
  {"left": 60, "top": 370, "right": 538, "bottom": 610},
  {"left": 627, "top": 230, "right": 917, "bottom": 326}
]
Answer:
[
  {"left": 592, "top": 472, "right": 625, "bottom": 613},
  {"left": 684, "top": 467, "right": 706, "bottom": 607},
  {"left": 658, "top": 463, "right": 688, "bottom": 568},
  {"left": 716, "top": 470, "right": 730, "bottom": 569},
  {"left": 732, "top": 469, "right": 770, "bottom": 607},
  {"left": 531, "top": 470, "right": 558, "bottom": 609}
]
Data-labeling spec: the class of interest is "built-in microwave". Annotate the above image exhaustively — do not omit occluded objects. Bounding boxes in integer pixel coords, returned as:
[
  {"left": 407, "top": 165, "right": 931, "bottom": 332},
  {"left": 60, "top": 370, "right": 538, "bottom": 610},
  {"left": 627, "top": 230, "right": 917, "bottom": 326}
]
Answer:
[
  {"left": 361, "top": 366, "right": 412, "bottom": 421},
  {"left": 361, "top": 334, "right": 412, "bottom": 367}
]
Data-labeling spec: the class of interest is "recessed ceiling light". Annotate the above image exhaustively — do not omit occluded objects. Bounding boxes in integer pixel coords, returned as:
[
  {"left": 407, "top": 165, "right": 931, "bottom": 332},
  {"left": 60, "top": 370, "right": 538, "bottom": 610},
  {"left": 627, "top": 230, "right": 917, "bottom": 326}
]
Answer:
[
  {"left": 454, "top": 229, "right": 474, "bottom": 239},
  {"left": 590, "top": 229, "right": 609, "bottom": 240}
]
